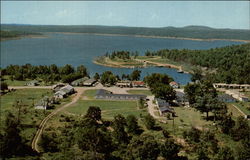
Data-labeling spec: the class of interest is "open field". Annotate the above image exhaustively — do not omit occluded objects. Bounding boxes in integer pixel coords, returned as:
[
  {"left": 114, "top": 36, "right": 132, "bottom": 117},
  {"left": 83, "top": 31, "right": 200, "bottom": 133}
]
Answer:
[
  {"left": 0, "top": 88, "right": 72, "bottom": 145},
  {"left": 227, "top": 103, "right": 244, "bottom": 118},
  {"left": 82, "top": 89, "right": 97, "bottom": 99},
  {"left": 232, "top": 102, "right": 250, "bottom": 115},
  {"left": 126, "top": 89, "right": 152, "bottom": 96},
  {"left": 94, "top": 56, "right": 144, "bottom": 68},
  {"left": 1, "top": 88, "right": 53, "bottom": 112},
  {"left": 66, "top": 100, "right": 147, "bottom": 119}
]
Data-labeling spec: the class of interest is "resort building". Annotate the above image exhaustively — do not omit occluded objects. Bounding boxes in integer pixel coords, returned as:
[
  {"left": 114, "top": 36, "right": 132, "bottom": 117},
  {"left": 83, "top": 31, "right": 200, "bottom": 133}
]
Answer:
[
  {"left": 155, "top": 98, "right": 175, "bottom": 116},
  {"left": 116, "top": 81, "right": 132, "bottom": 88},
  {"left": 169, "top": 81, "right": 179, "bottom": 89},
  {"left": 217, "top": 94, "right": 237, "bottom": 103},
  {"left": 95, "top": 89, "right": 146, "bottom": 100},
  {"left": 213, "top": 83, "right": 250, "bottom": 90},
  {"left": 132, "top": 81, "right": 146, "bottom": 88}
]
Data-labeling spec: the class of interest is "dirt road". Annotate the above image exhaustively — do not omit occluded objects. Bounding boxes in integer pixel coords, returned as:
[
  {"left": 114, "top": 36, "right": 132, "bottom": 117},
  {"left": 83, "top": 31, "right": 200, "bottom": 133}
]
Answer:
[{"left": 31, "top": 87, "right": 85, "bottom": 152}]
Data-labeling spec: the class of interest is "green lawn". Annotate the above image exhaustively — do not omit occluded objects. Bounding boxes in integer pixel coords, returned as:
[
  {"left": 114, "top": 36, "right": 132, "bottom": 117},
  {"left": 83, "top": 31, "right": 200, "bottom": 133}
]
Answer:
[
  {"left": 83, "top": 89, "right": 98, "bottom": 99},
  {"left": 66, "top": 100, "right": 147, "bottom": 119},
  {"left": 126, "top": 89, "right": 152, "bottom": 96},
  {"left": 227, "top": 104, "right": 244, "bottom": 118},
  {"left": 1, "top": 88, "right": 53, "bottom": 112},
  {"left": 0, "top": 88, "right": 54, "bottom": 145},
  {"left": 233, "top": 103, "right": 250, "bottom": 115}
]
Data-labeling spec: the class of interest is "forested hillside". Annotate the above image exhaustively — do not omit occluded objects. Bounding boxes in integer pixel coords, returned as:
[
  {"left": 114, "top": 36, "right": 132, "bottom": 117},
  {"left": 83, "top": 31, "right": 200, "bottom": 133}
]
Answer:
[
  {"left": 147, "top": 43, "right": 250, "bottom": 84},
  {"left": 1, "top": 24, "right": 250, "bottom": 40}
]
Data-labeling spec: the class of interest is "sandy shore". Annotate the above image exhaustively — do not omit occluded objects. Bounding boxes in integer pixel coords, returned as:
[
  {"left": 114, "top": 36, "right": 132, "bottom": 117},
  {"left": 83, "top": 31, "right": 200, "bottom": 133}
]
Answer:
[
  {"left": 93, "top": 57, "right": 191, "bottom": 74},
  {"left": 57, "top": 32, "right": 250, "bottom": 43}
]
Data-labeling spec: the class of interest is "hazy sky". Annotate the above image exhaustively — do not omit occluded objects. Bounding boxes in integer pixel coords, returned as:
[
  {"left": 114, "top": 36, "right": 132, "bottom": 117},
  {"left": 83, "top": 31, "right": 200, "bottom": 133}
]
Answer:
[{"left": 1, "top": 1, "right": 249, "bottom": 29}]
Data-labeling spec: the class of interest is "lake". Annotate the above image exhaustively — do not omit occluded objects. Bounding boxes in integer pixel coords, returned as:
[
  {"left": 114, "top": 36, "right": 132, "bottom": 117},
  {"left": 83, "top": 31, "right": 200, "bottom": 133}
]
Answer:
[{"left": 0, "top": 33, "right": 244, "bottom": 84}]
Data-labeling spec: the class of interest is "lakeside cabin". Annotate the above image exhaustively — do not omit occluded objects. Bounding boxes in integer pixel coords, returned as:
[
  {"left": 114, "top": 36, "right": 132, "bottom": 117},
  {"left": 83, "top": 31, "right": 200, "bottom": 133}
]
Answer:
[
  {"left": 26, "top": 80, "right": 39, "bottom": 86},
  {"left": 155, "top": 98, "right": 175, "bottom": 116},
  {"left": 132, "top": 81, "right": 146, "bottom": 88},
  {"left": 95, "top": 89, "right": 146, "bottom": 100},
  {"left": 169, "top": 81, "right": 179, "bottom": 89}
]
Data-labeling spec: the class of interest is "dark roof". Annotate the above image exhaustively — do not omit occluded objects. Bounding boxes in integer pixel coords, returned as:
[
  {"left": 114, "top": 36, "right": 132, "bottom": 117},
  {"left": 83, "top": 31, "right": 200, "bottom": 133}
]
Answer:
[
  {"left": 159, "top": 106, "right": 174, "bottom": 113},
  {"left": 218, "top": 94, "right": 236, "bottom": 102},
  {"left": 156, "top": 98, "right": 170, "bottom": 107}
]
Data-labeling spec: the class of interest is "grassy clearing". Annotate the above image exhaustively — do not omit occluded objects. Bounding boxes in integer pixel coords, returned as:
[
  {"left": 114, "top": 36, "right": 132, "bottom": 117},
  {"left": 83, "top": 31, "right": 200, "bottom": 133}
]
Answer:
[
  {"left": 227, "top": 104, "right": 244, "bottom": 118},
  {"left": 233, "top": 103, "right": 250, "bottom": 115},
  {"left": 126, "top": 89, "right": 152, "bottom": 96},
  {"left": 0, "top": 88, "right": 72, "bottom": 145},
  {"left": 66, "top": 100, "right": 147, "bottom": 119},
  {"left": 137, "top": 56, "right": 193, "bottom": 71},
  {"left": 1, "top": 88, "right": 53, "bottom": 112},
  {"left": 0, "top": 89, "right": 53, "bottom": 144},
  {"left": 83, "top": 89, "right": 97, "bottom": 99}
]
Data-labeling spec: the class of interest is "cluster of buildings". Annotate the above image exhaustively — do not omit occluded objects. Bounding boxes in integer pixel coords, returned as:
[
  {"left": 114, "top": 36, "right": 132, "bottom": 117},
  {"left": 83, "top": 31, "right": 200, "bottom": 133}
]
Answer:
[
  {"left": 35, "top": 84, "right": 75, "bottom": 110},
  {"left": 115, "top": 81, "right": 146, "bottom": 88}
]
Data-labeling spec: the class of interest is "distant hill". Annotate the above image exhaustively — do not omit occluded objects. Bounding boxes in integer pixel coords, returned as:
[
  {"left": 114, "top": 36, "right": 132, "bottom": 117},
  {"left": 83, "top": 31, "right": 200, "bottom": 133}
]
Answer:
[{"left": 1, "top": 24, "right": 250, "bottom": 41}]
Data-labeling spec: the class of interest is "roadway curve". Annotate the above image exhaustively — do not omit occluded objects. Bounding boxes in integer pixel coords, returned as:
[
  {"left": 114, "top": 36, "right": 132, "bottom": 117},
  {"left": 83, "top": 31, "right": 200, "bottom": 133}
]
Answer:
[{"left": 30, "top": 87, "right": 85, "bottom": 152}]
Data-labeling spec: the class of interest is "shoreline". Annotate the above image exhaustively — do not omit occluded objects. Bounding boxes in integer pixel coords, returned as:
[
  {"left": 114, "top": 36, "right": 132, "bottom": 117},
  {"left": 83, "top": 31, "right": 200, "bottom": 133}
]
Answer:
[
  {"left": 93, "top": 57, "right": 190, "bottom": 74},
  {"left": 56, "top": 32, "right": 250, "bottom": 43},
  {"left": 0, "top": 34, "right": 48, "bottom": 41}
]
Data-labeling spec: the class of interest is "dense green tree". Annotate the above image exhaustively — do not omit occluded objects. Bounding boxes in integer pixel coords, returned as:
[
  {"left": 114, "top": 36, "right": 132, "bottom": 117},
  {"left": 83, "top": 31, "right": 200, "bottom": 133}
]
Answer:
[
  {"left": 191, "top": 67, "right": 203, "bottom": 82},
  {"left": 143, "top": 114, "right": 156, "bottom": 130},
  {"left": 112, "top": 114, "right": 129, "bottom": 144},
  {"left": 127, "top": 135, "right": 160, "bottom": 160},
  {"left": 232, "top": 116, "right": 250, "bottom": 141},
  {"left": 183, "top": 127, "right": 201, "bottom": 144},
  {"left": 126, "top": 115, "right": 141, "bottom": 135},
  {"left": 61, "top": 64, "right": 75, "bottom": 75},
  {"left": 130, "top": 69, "right": 141, "bottom": 81},
  {"left": 144, "top": 73, "right": 173, "bottom": 88},
  {"left": 160, "top": 138, "right": 181, "bottom": 160},
  {"left": 0, "top": 82, "right": 8, "bottom": 91},
  {"left": 218, "top": 113, "right": 235, "bottom": 134},
  {"left": 215, "top": 146, "right": 235, "bottom": 160},
  {"left": 84, "top": 106, "right": 102, "bottom": 122},
  {"left": 100, "top": 71, "right": 117, "bottom": 85},
  {"left": 77, "top": 65, "right": 88, "bottom": 77},
  {"left": 151, "top": 83, "right": 176, "bottom": 102},
  {"left": 235, "top": 139, "right": 250, "bottom": 160},
  {"left": 94, "top": 72, "right": 100, "bottom": 80}
]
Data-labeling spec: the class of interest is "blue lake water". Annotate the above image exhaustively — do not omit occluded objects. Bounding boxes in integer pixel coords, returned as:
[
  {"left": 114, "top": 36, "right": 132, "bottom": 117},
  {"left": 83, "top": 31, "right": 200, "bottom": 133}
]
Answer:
[{"left": 0, "top": 33, "right": 244, "bottom": 84}]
